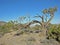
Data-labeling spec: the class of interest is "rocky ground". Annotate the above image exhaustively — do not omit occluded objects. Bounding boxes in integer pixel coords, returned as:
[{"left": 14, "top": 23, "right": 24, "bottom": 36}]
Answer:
[{"left": 0, "top": 31, "right": 60, "bottom": 45}]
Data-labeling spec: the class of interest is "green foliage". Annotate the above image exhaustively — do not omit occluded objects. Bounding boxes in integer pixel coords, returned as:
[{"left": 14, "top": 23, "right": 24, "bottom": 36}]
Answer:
[
  {"left": 0, "top": 26, "right": 11, "bottom": 35},
  {"left": 47, "top": 24, "right": 60, "bottom": 42},
  {"left": 0, "top": 20, "right": 18, "bottom": 35}
]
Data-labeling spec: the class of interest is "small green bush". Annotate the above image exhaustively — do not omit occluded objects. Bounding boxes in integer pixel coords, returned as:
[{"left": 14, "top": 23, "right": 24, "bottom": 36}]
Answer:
[{"left": 47, "top": 24, "right": 60, "bottom": 42}]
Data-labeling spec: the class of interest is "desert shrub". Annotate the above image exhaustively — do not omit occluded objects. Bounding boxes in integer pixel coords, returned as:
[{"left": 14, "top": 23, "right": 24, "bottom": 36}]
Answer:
[
  {"left": 0, "top": 20, "right": 19, "bottom": 35},
  {"left": 47, "top": 24, "right": 60, "bottom": 42},
  {"left": 0, "top": 26, "right": 11, "bottom": 35}
]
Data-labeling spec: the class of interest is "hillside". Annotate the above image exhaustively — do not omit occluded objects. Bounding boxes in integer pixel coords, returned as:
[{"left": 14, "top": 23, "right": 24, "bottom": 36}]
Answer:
[
  {"left": 0, "top": 21, "right": 6, "bottom": 26},
  {"left": 0, "top": 30, "right": 60, "bottom": 45}
]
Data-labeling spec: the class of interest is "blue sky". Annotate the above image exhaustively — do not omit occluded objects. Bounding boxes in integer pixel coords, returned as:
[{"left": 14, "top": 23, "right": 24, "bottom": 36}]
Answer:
[{"left": 0, "top": 0, "right": 60, "bottom": 24}]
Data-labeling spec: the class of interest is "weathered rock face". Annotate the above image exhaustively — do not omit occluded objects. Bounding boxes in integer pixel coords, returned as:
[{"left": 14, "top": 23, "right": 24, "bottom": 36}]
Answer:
[{"left": 0, "top": 31, "right": 60, "bottom": 45}]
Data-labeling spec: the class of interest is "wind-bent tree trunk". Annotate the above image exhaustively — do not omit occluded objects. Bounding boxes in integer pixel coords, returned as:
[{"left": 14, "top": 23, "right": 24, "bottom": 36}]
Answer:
[
  {"left": 25, "top": 7, "right": 57, "bottom": 39},
  {"left": 41, "top": 7, "right": 57, "bottom": 38},
  {"left": 40, "top": 7, "right": 57, "bottom": 38}
]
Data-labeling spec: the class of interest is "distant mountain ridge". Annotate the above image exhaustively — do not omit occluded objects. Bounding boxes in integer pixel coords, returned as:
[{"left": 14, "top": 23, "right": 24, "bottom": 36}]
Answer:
[{"left": 0, "top": 21, "right": 6, "bottom": 26}]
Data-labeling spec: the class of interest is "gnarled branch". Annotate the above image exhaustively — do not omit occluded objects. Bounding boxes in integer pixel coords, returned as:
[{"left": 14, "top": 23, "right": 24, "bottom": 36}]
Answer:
[{"left": 25, "top": 20, "right": 42, "bottom": 28}]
